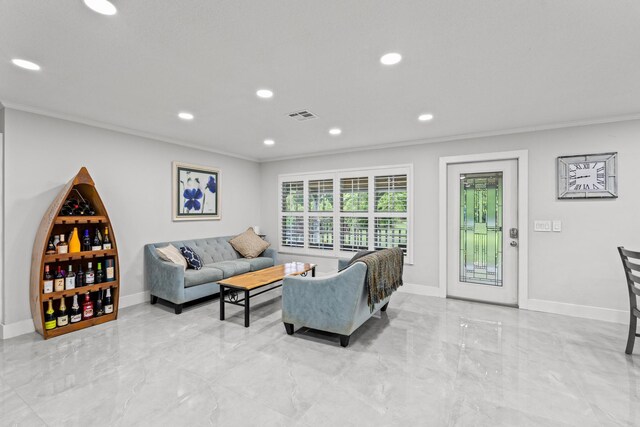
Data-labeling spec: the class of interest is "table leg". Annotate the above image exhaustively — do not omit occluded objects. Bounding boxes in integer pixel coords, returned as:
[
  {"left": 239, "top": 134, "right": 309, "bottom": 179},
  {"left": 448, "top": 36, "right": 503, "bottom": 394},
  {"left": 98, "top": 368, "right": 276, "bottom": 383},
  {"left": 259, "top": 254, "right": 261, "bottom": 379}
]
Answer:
[
  {"left": 244, "top": 290, "right": 250, "bottom": 327},
  {"left": 219, "top": 285, "right": 225, "bottom": 321}
]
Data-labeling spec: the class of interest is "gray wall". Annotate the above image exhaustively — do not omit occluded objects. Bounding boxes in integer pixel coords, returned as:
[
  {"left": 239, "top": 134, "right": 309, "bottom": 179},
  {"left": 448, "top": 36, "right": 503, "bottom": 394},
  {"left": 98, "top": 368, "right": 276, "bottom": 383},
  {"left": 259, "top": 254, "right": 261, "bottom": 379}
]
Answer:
[
  {"left": 2, "top": 109, "right": 261, "bottom": 325},
  {"left": 260, "top": 120, "right": 640, "bottom": 312}
]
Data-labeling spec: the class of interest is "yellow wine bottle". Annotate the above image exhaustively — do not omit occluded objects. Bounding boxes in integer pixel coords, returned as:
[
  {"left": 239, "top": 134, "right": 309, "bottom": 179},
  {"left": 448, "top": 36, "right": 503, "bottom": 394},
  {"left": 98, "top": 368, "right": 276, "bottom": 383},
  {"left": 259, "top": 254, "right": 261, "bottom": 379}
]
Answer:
[
  {"left": 69, "top": 227, "right": 81, "bottom": 253},
  {"left": 44, "top": 300, "right": 56, "bottom": 330}
]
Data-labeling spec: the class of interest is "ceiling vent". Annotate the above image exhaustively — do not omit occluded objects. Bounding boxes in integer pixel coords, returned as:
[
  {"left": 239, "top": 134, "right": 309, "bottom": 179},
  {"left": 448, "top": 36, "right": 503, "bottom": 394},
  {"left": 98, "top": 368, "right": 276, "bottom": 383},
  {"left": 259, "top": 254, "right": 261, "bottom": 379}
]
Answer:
[{"left": 287, "top": 110, "right": 318, "bottom": 121}]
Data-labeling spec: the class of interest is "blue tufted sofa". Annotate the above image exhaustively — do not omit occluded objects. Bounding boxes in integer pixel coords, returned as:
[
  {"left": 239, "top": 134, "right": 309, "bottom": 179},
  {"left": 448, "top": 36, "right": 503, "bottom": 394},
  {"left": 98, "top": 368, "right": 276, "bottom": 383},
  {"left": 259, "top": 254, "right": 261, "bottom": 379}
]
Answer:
[
  {"left": 281, "top": 258, "right": 391, "bottom": 347},
  {"left": 144, "top": 236, "right": 277, "bottom": 314}
]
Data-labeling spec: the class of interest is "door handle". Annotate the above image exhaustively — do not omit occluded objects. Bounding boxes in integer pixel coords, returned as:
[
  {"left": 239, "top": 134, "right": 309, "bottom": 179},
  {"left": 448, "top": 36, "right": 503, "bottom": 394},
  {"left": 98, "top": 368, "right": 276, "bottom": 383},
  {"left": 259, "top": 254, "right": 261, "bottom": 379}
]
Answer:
[{"left": 510, "top": 241, "right": 518, "bottom": 247}]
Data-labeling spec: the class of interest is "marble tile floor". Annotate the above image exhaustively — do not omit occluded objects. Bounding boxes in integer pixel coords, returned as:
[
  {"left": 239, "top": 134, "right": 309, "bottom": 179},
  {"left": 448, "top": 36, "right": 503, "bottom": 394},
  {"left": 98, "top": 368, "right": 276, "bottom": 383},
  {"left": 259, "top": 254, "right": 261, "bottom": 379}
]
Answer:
[{"left": 1, "top": 291, "right": 639, "bottom": 427}]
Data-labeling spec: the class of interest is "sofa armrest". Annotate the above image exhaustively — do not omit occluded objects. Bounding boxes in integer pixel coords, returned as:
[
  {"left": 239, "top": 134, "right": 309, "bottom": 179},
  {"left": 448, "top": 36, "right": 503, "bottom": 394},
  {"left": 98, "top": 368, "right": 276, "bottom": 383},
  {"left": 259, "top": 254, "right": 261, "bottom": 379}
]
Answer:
[
  {"left": 144, "top": 245, "right": 186, "bottom": 304},
  {"left": 262, "top": 247, "right": 278, "bottom": 264},
  {"left": 282, "top": 263, "right": 367, "bottom": 335}
]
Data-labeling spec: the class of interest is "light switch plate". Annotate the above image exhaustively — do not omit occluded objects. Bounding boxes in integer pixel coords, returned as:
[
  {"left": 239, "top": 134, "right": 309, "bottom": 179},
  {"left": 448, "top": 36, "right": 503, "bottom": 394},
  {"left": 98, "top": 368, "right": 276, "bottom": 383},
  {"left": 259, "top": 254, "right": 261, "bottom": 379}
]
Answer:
[
  {"left": 534, "top": 220, "right": 552, "bottom": 232},
  {"left": 553, "top": 220, "right": 562, "bottom": 232}
]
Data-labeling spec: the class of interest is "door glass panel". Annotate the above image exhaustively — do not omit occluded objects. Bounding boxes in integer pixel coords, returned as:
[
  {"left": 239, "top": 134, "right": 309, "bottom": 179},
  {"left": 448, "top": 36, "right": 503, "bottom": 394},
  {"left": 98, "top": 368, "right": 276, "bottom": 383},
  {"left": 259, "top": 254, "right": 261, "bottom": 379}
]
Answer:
[{"left": 459, "top": 172, "right": 503, "bottom": 286}]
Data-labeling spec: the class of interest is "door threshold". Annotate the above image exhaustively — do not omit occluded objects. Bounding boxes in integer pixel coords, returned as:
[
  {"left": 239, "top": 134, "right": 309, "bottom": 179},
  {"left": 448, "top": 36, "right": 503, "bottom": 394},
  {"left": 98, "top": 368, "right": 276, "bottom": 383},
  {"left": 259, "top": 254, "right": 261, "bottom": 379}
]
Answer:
[{"left": 446, "top": 295, "right": 519, "bottom": 309}]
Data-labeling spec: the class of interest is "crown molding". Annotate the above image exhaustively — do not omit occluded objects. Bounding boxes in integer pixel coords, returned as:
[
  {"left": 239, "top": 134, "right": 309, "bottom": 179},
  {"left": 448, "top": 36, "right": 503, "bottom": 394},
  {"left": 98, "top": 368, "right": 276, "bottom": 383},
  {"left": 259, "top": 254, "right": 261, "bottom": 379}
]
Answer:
[
  {"left": 0, "top": 101, "right": 259, "bottom": 163},
  {"left": 3, "top": 100, "right": 639, "bottom": 164},
  {"left": 259, "top": 112, "right": 640, "bottom": 163}
]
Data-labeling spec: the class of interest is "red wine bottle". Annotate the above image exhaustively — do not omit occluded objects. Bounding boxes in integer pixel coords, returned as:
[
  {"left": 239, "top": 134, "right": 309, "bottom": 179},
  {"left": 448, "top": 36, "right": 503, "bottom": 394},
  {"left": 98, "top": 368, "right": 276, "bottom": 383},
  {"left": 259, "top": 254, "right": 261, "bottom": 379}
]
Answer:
[
  {"left": 43, "top": 265, "right": 54, "bottom": 294},
  {"left": 82, "top": 293, "right": 94, "bottom": 320},
  {"left": 54, "top": 266, "right": 65, "bottom": 292}
]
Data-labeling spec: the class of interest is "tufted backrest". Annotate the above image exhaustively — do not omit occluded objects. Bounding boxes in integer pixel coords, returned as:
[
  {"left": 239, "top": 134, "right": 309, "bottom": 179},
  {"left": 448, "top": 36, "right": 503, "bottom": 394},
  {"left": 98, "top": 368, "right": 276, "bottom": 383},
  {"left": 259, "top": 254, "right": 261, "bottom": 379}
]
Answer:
[{"left": 149, "top": 236, "right": 240, "bottom": 264}]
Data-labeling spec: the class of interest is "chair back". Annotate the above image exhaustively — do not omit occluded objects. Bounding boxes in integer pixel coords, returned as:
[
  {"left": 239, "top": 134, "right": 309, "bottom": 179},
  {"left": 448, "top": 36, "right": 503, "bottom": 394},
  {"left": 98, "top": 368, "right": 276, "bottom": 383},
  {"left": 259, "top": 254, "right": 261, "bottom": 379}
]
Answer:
[{"left": 618, "top": 247, "right": 640, "bottom": 312}]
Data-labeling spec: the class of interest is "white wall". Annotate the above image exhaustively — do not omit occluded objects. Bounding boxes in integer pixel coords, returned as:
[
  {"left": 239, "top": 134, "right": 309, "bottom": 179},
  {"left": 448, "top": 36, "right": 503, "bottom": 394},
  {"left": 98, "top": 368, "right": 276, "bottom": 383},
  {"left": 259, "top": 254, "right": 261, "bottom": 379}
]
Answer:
[
  {"left": 2, "top": 108, "right": 261, "bottom": 327},
  {"left": 260, "top": 120, "right": 640, "bottom": 315}
]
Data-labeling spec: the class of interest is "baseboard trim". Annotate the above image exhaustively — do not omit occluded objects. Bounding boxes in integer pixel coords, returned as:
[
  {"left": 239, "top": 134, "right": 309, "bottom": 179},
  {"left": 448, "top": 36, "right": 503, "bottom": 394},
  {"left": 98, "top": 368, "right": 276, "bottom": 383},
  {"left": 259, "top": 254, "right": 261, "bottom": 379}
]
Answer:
[
  {"left": 119, "top": 291, "right": 150, "bottom": 308},
  {"left": 0, "top": 319, "right": 35, "bottom": 340},
  {"left": 397, "top": 283, "right": 441, "bottom": 297},
  {"left": 526, "top": 298, "right": 628, "bottom": 324}
]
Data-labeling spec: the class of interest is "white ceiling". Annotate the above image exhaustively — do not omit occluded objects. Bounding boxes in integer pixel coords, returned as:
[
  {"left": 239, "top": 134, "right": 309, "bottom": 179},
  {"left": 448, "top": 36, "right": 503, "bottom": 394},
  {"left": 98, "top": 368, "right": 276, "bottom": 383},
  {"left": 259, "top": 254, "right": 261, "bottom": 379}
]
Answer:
[{"left": 1, "top": 1, "right": 639, "bottom": 161}]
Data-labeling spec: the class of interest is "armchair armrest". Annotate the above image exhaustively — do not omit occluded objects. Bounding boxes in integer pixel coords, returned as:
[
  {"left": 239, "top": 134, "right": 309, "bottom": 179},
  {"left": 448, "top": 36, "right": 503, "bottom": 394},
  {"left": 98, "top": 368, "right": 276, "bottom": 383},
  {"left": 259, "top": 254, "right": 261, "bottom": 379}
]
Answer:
[
  {"left": 282, "top": 263, "right": 367, "bottom": 335},
  {"left": 144, "top": 245, "right": 186, "bottom": 304}
]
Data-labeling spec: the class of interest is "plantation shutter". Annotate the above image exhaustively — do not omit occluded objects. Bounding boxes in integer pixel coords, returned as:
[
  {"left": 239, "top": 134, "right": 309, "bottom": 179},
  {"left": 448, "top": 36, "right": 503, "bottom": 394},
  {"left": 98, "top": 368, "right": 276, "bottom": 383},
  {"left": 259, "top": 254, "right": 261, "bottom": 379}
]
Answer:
[{"left": 281, "top": 181, "right": 304, "bottom": 248}]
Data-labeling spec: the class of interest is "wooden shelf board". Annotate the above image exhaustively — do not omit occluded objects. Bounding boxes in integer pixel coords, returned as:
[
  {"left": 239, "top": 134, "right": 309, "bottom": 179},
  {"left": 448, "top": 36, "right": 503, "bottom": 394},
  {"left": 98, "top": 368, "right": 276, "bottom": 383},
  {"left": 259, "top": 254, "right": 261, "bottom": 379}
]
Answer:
[
  {"left": 44, "top": 312, "right": 117, "bottom": 339},
  {"left": 41, "top": 281, "right": 119, "bottom": 300},
  {"left": 44, "top": 249, "right": 117, "bottom": 263},
  {"left": 54, "top": 216, "right": 108, "bottom": 225}
]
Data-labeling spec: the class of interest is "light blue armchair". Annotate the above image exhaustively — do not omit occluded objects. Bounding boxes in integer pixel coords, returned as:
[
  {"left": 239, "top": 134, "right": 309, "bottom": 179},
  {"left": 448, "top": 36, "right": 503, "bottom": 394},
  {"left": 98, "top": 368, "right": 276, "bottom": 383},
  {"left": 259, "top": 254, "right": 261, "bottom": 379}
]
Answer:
[{"left": 282, "top": 259, "right": 390, "bottom": 347}]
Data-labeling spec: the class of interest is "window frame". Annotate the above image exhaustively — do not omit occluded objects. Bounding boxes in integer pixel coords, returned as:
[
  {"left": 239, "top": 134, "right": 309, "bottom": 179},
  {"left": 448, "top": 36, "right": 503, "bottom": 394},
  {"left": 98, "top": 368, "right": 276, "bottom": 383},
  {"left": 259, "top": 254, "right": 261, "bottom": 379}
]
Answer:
[{"left": 278, "top": 164, "right": 413, "bottom": 264}]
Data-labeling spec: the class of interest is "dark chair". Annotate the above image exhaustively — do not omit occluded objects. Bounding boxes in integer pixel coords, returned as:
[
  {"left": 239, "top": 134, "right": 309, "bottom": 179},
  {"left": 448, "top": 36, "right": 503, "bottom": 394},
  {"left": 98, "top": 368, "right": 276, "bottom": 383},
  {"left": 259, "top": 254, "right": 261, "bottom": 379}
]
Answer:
[{"left": 617, "top": 247, "right": 640, "bottom": 354}]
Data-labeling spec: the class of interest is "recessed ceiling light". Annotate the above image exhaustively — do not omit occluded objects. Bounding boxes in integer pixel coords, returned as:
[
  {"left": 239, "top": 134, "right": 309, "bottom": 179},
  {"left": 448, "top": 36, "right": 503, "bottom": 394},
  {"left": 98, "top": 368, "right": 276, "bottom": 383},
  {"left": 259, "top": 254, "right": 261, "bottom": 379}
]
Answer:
[
  {"left": 84, "top": 0, "right": 117, "bottom": 15},
  {"left": 178, "top": 112, "right": 194, "bottom": 120},
  {"left": 263, "top": 139, "right": 275, "bottom": 146},
  {"left": 11, "top": 59, "right": 41, "bottom": 71},
  {"left": 380, "top": 52, "right": 402, "bottom": 65},
  {"left": 329, "top": 128, "right": 342, "bottom": 136},
  {"left": 418, "top": 113, "right": 434, "bottom": 122},
  {"left": 256, "top": 89, "right": 274, "bottom": 99}
]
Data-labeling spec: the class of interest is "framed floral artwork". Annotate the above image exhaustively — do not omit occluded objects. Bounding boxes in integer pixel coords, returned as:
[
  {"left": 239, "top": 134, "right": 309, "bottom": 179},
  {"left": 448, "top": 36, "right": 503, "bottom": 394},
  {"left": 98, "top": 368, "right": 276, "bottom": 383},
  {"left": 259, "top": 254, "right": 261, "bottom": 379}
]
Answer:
[{"left": 172, "top": 161, "right": 220, "bottom": 221}]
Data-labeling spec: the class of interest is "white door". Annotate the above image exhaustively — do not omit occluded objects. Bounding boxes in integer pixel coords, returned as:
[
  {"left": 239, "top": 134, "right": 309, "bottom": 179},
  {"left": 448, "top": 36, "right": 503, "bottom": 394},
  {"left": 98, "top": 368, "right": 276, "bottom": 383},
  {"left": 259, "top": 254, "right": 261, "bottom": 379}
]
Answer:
[{"left": 447, "top": 160, "right": 518, "bottom": 305}]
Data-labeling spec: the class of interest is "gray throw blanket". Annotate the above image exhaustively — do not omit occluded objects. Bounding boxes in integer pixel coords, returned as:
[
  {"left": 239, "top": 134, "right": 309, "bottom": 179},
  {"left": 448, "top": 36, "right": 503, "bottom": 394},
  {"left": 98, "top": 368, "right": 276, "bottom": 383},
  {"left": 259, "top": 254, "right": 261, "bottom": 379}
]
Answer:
[{"left": 355, "top": 247, "right": 404, "bottom": 311}]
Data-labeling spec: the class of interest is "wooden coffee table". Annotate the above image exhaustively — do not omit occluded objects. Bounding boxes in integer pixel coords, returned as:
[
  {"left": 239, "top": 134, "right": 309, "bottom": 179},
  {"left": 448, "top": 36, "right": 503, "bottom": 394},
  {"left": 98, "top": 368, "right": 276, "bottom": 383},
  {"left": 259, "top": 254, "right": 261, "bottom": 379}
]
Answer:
[{"left": 218, "top": 263, "right": 316, "bottom": 327}]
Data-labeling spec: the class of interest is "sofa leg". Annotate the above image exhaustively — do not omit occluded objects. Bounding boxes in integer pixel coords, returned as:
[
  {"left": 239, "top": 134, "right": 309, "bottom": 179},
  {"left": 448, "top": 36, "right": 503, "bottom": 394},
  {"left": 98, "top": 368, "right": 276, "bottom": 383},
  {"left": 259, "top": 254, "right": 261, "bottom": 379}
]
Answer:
[
  {"left": 339, "top": 335, "right": 351, "bottom": 347},
  {"left": 284, "top": 322, "right": 294, "bottom": 335},
  {"left": 150, "top": 295, "right": 158, "bottom": 305},
  {"left": 381, "top": 302, "right": 389, "bottom": 312},
  {"left": 174, "top": 304, "right": 183, "bottom": 315}
]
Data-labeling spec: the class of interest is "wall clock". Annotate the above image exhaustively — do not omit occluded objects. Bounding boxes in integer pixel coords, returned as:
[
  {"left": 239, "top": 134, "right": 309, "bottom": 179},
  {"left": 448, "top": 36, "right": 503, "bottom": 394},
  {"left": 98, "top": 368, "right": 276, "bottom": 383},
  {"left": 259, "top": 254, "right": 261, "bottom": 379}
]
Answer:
[{"left": 557, "top": 152, "right": 618, "bottom": 199}]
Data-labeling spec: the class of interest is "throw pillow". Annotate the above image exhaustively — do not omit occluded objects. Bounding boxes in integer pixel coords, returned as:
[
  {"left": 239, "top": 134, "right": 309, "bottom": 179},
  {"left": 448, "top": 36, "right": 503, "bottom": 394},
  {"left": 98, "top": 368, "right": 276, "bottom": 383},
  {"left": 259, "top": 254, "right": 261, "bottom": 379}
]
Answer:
[
  {"left": 229, "top": 227, "right": 270, "bottom": 259},
  {"left": 155, "top": 244, "right": 188, "bottom": 270},
  {"left": 339, "top": 250, "right": 374, "bottom": 272},
  {"left": 180, "top": 246, "right": 203, "bottom": 270}
]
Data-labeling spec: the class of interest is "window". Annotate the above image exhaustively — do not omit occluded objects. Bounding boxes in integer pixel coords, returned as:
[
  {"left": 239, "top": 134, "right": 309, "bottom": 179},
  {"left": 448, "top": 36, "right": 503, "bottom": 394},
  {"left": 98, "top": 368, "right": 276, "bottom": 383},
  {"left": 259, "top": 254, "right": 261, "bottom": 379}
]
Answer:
[
  {"left": 278, "top": 165, "right": 412, "bottom": 262},
  {"left": 281, "top": 181, "right": 304, "bottom": 248}
]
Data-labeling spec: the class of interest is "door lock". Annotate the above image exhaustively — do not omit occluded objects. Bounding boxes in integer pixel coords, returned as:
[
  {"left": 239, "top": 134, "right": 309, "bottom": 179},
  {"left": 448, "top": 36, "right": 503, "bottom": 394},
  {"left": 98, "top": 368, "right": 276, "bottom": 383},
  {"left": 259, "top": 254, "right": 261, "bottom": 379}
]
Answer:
[{"left": 509, "top": 228, "right": 519, "bottom": 239}]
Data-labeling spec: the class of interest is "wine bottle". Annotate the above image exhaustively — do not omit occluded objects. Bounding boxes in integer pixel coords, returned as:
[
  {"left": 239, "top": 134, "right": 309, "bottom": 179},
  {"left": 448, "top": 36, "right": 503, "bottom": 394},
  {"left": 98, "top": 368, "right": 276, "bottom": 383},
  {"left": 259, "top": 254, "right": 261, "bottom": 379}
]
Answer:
[
  {"left": 102, "top": 226, "right": 112, "bottom": 250},
  {"left": 44, "top": 300, "right": 56, "bottom": 330},
  {"left": 54, "top": 266, "right": 65, "bottom": 292},
  {"left": 82, "top": 229, "right": 92, "bottom": 251},
  {"left": 82, "top": 293, "right": 94, "bottom": 320},
  {"left": 104, "top": 288, "right": 114, "bottom": 314},
  {"left": 69, "top": 227, "right": 81, "bottom": 253},
  {"left": 65, "top": 265, "right": 76, "bottom": 290},
  {"left": 95, "top": 290, "right": 104, "bottom": 317},
  {"left": 70, "top": 294, "right": 82, "bottom": 323},
  {"left": 43, "top": 265, "right": 54, "bottom": 294},
  {"left": 85, "top": 262, "right": 95, "bottom": 285},
  {"left": 96, "top": 262, "right": 104, "bottom": 284},
  {"left": 91, "top": 230, "right": 102, "bottom": 251},
  {"left": 77, "top": 264, "right": 85, "bottom": 287},
  {"left": 46, "top": 238, "right": 56, "bottom": 255},
  {"left": 57, "top": 297, "right": 69, "bottom": 327},
  {"left": 105, "top": 258, "right": 115, "bottom": 282},
  {"left": 57, "top": 234, "right": 68, "bottom": 254},
  {"left": 53, "top": 234, "right": 60, "bottom": 248}
]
